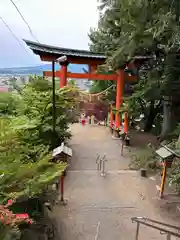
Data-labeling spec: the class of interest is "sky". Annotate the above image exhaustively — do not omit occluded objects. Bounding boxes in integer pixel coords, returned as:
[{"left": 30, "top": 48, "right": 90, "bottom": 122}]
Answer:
[{"left": 0, "top": 0, "right": 99, "bottom": 68}]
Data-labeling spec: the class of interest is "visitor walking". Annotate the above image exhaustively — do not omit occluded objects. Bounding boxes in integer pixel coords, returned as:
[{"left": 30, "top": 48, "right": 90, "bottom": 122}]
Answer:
[
  {"left": 81, "top": 113, "right": 86, "bottom": 126},
  {"left": 91, "top": 115, "right": 95, "bottom": 125}
]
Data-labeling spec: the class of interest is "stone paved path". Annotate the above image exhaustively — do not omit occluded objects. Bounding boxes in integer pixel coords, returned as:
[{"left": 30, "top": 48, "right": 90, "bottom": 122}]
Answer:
[{"left": 53, "top": 124, "right": 180, "bottom": 240}]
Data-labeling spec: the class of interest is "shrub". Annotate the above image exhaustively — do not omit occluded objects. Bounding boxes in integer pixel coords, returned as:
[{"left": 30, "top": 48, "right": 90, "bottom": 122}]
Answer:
[
  {"left": 129, "top": 145, "right": 159, "bottom": 171},
  {"left": 0, "top": 77, "right": 77, "bottom": 238}
]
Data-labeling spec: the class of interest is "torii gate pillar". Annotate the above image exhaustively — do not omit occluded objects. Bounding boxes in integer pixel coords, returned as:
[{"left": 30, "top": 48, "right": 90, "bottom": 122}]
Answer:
[
  {"left": 115, "top": 70, "right": 124, "bottom": 129},
  {"left": 60, "top": 63, "right": 68, "bottom": 88}
]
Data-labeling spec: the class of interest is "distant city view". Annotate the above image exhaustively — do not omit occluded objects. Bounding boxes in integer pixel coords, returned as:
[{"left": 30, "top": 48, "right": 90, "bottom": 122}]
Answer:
[{"left": 0, "top": 63, "right": 92, "bottom": 92}]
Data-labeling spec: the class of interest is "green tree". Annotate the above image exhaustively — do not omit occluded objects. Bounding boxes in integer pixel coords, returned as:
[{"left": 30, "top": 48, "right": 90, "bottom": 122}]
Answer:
[
  {"left": 89, "top": 0, "right": 180, "bottom": 138},
  {"left": 0, "top": 77, "right": 77, "bottom": 238},
  {"left": 68, "top": 79, "right": 76, "bottom": 86}
]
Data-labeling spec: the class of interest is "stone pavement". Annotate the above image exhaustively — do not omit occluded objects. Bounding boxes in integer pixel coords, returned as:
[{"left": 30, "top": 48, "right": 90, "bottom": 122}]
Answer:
[{"left": 53, "top": 124, "right": 180, "bottom": 240}]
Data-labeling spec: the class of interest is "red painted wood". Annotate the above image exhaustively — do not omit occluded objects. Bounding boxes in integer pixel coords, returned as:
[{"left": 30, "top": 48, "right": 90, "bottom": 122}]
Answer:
[
  {"left": 67, "top": 72, "right": 117, "bottom": 80},
  {"left": 60, "top": 175, "right": 64, "bottom": 201},
  {"left": 44, "top": 71, "right": 60, "bottom": 77},
  {"left": 44, "top": 71, "right": 118, "bottom": 81},
  {"left": 124, "top": 112, "right": 128, "bottom": 134},
  {"left": 44, "top": 71, "right": 136, "bottom": 82},
  {"left": 60, "top": 65, "right": 67, "bottom": 88},
  {"left": 115, "top": 70, "right": 124, "bottom": 129}
]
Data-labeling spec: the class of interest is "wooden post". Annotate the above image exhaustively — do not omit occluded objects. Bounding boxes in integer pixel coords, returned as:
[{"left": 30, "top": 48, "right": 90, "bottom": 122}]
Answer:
[
  {"left": 110, "top": 104, "right": 114, "bottom": 127},
  {"left": 60, "top": 174, "right": 64, "bottom": 201},
  {"left": 160, "top": 162, "right": 167, "bottom": 199},
  {"left": 115, "top": 70, "right": 124, "bottom": 129},
  {"left": 60, "top": 64, "right": 68, "bottom": 88},
  {"left": 58, "top": 170, "right": 67, "bottom": 205},
  {"left": 124, "top": 112, "right": 128, "bottom": 134}
]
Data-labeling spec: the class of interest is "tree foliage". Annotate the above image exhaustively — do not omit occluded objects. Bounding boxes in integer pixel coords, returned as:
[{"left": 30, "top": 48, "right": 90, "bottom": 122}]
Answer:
[
  {"left": 88, "top": 0, "right": 180, "bottom": 192},
  {"left": 0, "top": 77, "right": 77, "bottom": 238},
  {"left": 89, "top": 0, "right": 180, "bottom": 137}
]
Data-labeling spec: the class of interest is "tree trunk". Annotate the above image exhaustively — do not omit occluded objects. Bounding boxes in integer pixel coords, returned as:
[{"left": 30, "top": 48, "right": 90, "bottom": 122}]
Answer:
[
  {"left": 176, "top": 134, "right": 180, "bottom": 148},
  {"left": 144, "top": 101, "right": 157, "bottom": 132},
  {"left": 159, "top": 100, "right": 172, "bottom": 140}
]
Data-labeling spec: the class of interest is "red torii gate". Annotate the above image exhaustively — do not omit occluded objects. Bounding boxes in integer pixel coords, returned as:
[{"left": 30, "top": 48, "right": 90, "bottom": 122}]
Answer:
[{"left": 24, "top": 39, "right": 137, "bottom": 132}]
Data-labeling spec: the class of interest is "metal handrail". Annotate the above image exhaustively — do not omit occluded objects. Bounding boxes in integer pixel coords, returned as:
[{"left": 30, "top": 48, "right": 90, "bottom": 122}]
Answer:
[{"left": 132, "top": 217, "right": 180, "bottom": 240}]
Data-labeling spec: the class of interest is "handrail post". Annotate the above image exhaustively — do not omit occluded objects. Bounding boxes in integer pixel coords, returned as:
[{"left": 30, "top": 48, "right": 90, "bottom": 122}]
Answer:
[
  {"left": 99, "top": 158, "right": 102, "bottom": 171},
  {"left": 100, "top": 155, "right": 106, "bottom": 177},
  {"left": 96, "top": 155, "right": 100, "bottom": 170},
  {"left": 166, "top": 233, "right": 171, "bottom": 240},
  {"left": 135, "top": 222, "right": 140, "bottom": 240}
]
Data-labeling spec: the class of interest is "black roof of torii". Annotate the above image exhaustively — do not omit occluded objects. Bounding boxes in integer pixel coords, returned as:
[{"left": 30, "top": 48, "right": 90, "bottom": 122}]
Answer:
[{"left": 23, "top": 39, "right": 106, "bottom": 60}]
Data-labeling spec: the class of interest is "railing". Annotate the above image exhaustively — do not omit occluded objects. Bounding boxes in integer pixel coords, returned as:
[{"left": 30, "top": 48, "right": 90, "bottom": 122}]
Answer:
[{"left": 132, "top": 217, "right": 180, "bottom": 240}]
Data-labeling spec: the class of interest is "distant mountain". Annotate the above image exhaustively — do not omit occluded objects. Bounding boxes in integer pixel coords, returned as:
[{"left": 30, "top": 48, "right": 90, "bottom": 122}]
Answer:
[{"left": 0, "top": 63, "right": 88, "bottom": 75}]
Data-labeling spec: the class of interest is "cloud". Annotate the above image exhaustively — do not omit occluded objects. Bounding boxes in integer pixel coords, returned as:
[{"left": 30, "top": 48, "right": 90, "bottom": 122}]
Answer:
[{"left": 0, "top": 0, "right": 99, "bottom": 67}]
